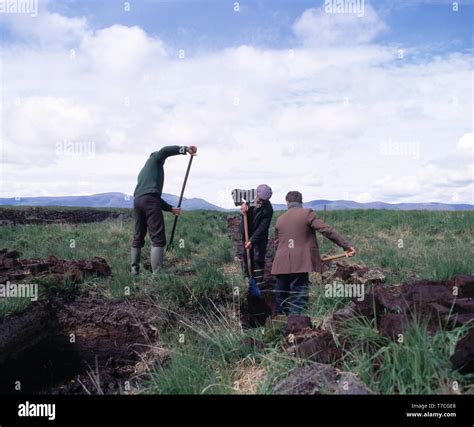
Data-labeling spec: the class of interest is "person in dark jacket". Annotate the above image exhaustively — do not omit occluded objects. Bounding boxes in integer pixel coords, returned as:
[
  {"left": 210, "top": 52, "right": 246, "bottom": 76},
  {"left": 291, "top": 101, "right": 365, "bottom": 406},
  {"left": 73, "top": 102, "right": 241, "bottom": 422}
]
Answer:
[
  {"left": 131, "top": 145, "right": 197, "bottom": 275},
  {"left": 240, "top": 184, "right": 274, "bottom": 288}
]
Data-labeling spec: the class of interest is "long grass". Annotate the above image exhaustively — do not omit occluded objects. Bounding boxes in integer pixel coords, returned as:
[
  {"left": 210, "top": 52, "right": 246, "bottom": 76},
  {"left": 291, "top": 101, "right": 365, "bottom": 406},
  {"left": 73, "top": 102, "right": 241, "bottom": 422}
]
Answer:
[
  {"left": 0, "top": 208, "right": 472, "bottom": 394},
  {"left": 339, "top": 315, "right": 472, "bottom": 394}
]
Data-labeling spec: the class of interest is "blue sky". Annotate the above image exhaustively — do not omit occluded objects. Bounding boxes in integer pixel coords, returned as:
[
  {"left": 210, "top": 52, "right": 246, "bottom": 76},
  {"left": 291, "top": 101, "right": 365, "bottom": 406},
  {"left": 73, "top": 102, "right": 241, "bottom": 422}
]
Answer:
[
  {"left": 25, "top": 0, "right": 474, "bottom": 51},
  {"left": 2, "top": 1, "right": 473, "bottom": 53},
  {"left": 1, "top": 0, "right": 473, "bottom": 205}
]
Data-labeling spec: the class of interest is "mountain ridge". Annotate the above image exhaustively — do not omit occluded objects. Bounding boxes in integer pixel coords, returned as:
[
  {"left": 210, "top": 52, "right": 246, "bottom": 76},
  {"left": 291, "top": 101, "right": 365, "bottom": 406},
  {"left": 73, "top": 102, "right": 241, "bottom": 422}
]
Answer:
[{"left": 0, "top": 192, "right": 472, "bottom": 211}]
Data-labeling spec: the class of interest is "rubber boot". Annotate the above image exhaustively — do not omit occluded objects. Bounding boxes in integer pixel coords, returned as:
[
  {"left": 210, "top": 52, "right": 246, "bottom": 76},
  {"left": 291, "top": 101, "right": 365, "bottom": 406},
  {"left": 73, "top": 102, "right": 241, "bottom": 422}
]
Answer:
[
  {"left": 131, "top": 247, "right": 141, "bottom": 275},
  {"left": 150, "top": 246, "right": 164, "bottom": 274}
]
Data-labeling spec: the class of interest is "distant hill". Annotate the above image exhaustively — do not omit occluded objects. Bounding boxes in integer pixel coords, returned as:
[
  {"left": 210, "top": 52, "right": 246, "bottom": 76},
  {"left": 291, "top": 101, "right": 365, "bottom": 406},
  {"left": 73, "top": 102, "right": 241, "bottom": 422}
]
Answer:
[
  {"left": 0, "top": 193, "right": 472, "bottom": 211},
  {"left": 272, "top": 200, "right": 474, "bottom": 211},
  {"left": 0, "top": 192, "right": 224, "bottom": 211}
]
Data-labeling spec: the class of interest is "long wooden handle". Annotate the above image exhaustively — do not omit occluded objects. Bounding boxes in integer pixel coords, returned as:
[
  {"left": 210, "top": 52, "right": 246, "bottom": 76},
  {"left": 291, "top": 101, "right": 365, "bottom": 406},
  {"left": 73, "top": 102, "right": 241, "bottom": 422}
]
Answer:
[
  {"left": 167, "top": 155, "right": 194, "bottom": 250},
  {"left": 242, "top": 210, "right": 253, "bottom": 275},
  {"left": 321, "top": 252, "right": 349, "bottom": 262}
]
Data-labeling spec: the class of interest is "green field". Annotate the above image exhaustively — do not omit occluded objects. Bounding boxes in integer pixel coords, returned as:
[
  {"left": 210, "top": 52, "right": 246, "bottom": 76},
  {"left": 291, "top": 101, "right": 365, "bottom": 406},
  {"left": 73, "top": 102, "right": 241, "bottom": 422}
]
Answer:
[{"left": 1, "top": 209, "right": 473, "bottom": 394}]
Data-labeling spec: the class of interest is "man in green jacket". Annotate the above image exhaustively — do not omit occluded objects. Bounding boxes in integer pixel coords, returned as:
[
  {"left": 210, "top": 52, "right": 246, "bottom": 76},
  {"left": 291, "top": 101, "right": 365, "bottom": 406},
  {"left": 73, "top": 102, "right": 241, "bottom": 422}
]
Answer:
[{"left": 131, "top": 145, "right": 197, "bottom": 275}]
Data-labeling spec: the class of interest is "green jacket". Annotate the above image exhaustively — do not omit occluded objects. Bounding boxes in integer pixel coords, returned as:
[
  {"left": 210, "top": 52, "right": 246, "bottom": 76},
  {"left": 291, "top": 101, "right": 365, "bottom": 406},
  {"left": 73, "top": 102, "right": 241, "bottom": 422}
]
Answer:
[{"left": 133, "top": 145, "right": 188, "bottom": 210}]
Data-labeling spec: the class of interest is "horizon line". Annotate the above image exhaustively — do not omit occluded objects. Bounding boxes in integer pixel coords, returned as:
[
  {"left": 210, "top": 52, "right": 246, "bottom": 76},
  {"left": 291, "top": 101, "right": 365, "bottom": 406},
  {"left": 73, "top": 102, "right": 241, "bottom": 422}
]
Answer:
[{"left": 0, "top": 192, "right": 472, "bottom": 207}]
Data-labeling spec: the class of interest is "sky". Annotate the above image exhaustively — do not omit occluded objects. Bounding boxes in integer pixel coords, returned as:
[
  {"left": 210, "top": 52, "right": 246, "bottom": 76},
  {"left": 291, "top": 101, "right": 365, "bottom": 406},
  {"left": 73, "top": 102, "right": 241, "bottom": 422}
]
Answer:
[{"left": 0, "top": 0, "right": 473, "bottom": 208}]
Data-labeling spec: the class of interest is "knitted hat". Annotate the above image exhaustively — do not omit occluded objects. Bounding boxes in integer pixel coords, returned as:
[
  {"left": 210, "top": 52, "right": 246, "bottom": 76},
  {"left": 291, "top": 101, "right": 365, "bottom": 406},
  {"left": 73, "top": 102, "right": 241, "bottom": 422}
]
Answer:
[{"left": 256, "top": 184, "right": 272, "bottom": 201}]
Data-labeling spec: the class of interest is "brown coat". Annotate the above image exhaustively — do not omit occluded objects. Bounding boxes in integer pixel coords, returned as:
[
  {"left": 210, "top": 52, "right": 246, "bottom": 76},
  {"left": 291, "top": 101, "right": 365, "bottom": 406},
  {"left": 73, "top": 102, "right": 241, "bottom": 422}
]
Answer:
[{"left": 271, "top": 207, "right": 352, "bottom": 275}]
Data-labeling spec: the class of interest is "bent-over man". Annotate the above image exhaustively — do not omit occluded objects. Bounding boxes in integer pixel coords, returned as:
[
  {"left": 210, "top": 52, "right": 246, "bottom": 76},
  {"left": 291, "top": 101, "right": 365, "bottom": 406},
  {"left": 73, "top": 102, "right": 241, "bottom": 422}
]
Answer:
[{"left": 131, "top": 145, "right": 197, "bottom": 275}]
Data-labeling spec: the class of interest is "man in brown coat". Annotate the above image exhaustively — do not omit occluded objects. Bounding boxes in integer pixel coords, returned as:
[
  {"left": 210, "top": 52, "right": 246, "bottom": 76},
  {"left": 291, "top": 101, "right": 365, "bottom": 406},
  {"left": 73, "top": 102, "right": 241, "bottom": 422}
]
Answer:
[{"left": 271, "top": 191, "right": 356, "bottom": 315}]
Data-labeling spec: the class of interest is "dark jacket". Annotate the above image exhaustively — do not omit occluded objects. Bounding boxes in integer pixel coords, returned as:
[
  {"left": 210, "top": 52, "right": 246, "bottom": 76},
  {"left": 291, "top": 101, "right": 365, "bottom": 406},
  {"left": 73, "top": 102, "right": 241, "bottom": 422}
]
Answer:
[
  {"left": 133, "top": 145, "right": 187, "bottom": 210},
  {"left": 271, "top": 206, "right": 352, "bottom": 275},
  {"left": 240, "top": 200, "right": 274, "bottom": 245}
]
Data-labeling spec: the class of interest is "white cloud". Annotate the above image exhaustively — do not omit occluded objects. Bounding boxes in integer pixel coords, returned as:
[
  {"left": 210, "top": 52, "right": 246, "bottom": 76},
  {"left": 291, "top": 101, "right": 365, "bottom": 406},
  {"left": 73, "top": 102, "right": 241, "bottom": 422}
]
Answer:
[
  {"left": 370, "top": 159, "right": 473, "bottom": 203},
  {"left": 0, "top": 6, "right": 89, "bottom": 47},
  {"left": 0, "top": 4, "right": 472, "bottom": 206},
  {"left": 81, "top": 25, "right": 167, "bottom": 78},
  {"left": 3, "top": 97, "right": 98, "bottom": 166},
  {"left": 293, "top": 3, "right": 388, "bottom": 47},
  {"left": 458, "top": 133, "right": 474, "bottom": 150}
]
